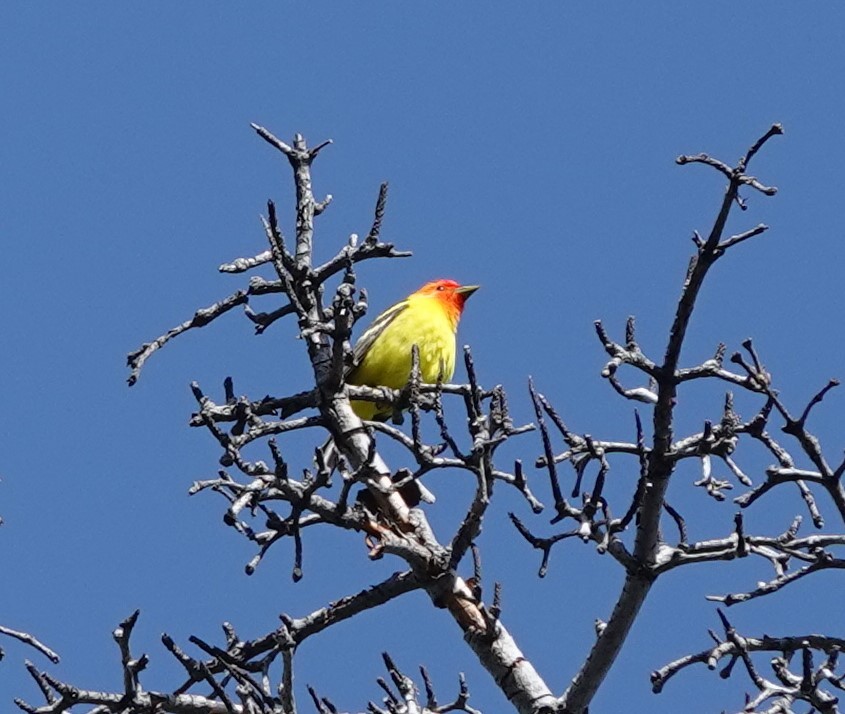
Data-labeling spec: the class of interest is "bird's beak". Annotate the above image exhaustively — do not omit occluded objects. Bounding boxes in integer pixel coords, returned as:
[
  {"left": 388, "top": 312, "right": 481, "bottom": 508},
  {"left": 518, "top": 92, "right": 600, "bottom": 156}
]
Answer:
[{"left": 456, "top": 285, "right": 480, "bottom": 298}]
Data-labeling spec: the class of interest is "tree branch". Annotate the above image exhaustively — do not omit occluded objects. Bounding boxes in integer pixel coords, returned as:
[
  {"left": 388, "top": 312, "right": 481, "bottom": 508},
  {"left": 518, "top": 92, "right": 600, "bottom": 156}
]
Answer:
[{"left": 559, "top": 125, "right": 782, "bottom": 714}]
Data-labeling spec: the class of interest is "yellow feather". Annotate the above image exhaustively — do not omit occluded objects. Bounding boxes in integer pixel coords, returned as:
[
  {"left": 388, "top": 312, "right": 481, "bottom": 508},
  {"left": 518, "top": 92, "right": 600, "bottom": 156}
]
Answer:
[{"left": 347, "top": 284, "right": 471, "bottom": 420}]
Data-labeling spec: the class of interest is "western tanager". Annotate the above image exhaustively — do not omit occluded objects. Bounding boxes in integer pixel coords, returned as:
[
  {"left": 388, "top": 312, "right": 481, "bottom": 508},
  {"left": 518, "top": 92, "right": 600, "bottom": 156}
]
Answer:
[
  {"left": 327, "top": 279, "right": 479, "bottom": 505},
  {"left": 347, "top": 279, "right": 479, "bottom": 419}
]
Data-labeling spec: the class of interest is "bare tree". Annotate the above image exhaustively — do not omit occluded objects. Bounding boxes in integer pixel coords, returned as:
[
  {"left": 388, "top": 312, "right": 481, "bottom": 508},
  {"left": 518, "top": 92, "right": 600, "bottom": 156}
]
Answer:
[{"left": 11, "top": 124, "right": 845, "bottom": 714}]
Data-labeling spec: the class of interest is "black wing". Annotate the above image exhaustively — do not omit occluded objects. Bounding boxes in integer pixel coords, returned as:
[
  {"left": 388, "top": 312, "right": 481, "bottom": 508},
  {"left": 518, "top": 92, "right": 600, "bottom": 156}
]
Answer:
[{"left": 345, "top": 299, "right": 409, "bottom": 381}]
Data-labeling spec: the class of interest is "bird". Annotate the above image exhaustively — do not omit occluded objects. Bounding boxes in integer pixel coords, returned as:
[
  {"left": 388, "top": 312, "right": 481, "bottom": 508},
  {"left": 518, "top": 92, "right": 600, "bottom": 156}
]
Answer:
[
  {"left": 346, "top": 279, "right": 479, "bottom": 418},
  {"left": 325, "top": 279, "right": 480, "bottom": 506}
]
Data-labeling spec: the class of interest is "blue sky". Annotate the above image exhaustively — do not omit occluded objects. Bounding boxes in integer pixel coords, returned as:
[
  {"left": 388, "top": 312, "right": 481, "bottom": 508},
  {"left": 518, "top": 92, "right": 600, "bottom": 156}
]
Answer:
[{"left": 2, "top": 3, "right": 845, "bottom": 712}]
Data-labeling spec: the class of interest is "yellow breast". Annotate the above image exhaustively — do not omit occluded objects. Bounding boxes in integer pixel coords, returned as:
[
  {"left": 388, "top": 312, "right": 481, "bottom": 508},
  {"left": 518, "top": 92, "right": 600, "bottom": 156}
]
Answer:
[{"left": 348, "top": 294, "right": 457, "bottom": 420}]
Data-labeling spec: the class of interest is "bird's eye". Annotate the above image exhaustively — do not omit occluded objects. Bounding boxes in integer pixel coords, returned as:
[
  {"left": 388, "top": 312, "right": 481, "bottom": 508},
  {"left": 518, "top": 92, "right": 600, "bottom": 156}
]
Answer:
[{"left": 436, "top": 285, "right": 445, "bottom": 291}]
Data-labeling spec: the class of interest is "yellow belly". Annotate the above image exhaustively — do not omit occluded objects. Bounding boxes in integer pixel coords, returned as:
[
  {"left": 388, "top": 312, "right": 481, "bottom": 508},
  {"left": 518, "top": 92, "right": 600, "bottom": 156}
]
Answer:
[{"left": 348, "top": 303, "right": 456, "bottom": 420}]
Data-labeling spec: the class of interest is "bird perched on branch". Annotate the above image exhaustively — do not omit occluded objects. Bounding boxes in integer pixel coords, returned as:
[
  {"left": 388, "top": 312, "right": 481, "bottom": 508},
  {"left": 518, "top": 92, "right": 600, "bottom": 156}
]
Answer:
[
  {"left": 326, "top": 279, "right": 480, "bottom": 506},
  {"left": 347, "top": 279, "right": 479, "bottom": 418}
]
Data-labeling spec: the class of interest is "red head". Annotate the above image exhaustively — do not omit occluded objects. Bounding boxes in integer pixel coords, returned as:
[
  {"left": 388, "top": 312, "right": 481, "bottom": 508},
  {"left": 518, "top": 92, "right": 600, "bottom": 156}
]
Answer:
[{"left": 412, "top": 279, "right": 480, "bottom": 325}]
